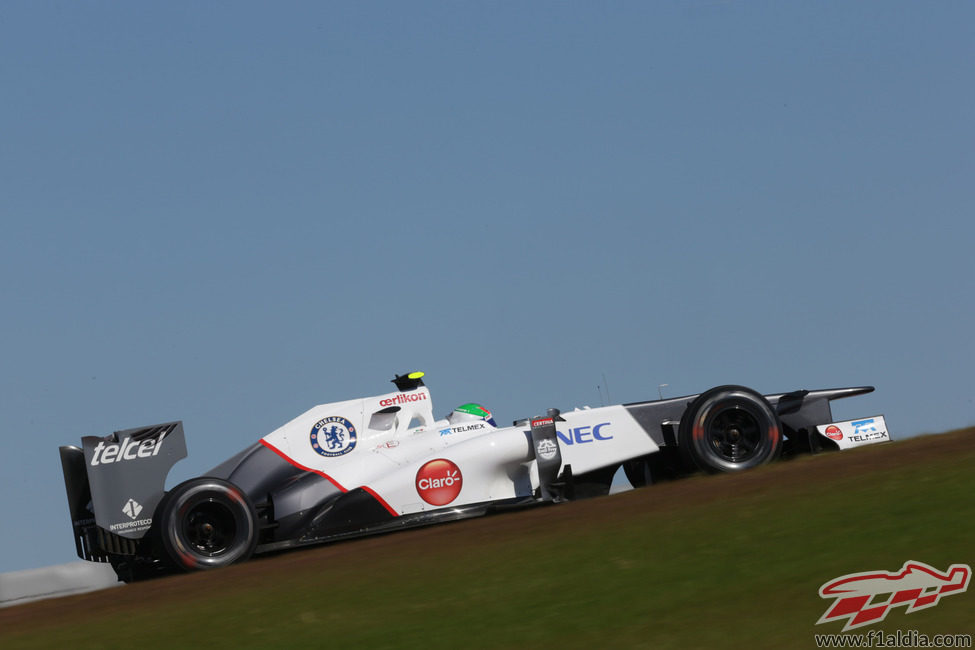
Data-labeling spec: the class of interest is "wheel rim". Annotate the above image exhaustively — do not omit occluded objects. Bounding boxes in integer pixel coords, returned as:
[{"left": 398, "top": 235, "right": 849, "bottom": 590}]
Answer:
[
  {"left": 181, "top": 499, "right": 238, "bottom": 557},
  {"left": 706, "top": 407, "right": 763, "bottom": 463}
]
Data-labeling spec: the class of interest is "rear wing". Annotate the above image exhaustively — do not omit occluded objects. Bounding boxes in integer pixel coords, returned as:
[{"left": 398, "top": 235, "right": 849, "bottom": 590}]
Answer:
[{"left": 59, "top": 422, "right": 187, "bottom": 561}]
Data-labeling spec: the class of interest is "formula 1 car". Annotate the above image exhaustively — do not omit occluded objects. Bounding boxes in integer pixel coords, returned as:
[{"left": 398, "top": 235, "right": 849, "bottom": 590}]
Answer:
[{"left": 59, "top": 372, "right": 889, "bottom": 582}]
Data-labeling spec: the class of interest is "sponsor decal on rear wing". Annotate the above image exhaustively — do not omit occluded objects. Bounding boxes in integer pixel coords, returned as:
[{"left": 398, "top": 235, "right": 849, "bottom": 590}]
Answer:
[{"left": 81, "top": 422, "right": 188, "bottom": 539}]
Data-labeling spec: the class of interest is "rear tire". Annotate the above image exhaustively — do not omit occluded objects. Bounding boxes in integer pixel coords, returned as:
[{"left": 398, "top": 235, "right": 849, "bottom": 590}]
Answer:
[
  {"left": 678, "top": 385, "right": 783, "bottom": 473},
  {"left": 158, "top": 477, "right": 258, "bottom": 571}
]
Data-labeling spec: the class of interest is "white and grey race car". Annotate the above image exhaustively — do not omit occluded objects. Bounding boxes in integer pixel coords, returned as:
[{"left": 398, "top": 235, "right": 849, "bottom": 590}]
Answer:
[{"left": 59, "top": 372, "right": 889, "bottom": 581}]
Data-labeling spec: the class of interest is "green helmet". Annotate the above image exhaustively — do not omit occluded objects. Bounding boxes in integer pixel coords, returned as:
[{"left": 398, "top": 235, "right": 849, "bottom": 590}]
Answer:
[{"left": 447, "top": 403, "right": 497, "bottom": 427}]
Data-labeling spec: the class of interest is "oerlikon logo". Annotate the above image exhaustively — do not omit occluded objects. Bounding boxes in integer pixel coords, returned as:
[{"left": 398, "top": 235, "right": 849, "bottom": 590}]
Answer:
[
  {"left": 415, "top": 459, "right": 463, "bottom": 506},
  {"left": 817, "top": 561, "right": 971, "bottom": 631}
]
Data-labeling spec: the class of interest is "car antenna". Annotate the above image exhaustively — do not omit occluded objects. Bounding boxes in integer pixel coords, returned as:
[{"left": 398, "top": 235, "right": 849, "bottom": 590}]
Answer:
[{"left": 658, "top": 383, "right": 669, "bottom": 400}]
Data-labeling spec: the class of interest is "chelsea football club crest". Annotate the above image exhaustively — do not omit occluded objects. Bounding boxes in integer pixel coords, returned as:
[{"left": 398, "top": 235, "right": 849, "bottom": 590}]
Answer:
[{"left": 310, "top": 416, "right": 357, "bottom": 457}]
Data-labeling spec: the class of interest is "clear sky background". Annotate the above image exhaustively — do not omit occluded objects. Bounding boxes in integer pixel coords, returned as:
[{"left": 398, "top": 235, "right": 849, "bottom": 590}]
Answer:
[{"left": 1, "top": 2, "right": 972, "bottom": 573}]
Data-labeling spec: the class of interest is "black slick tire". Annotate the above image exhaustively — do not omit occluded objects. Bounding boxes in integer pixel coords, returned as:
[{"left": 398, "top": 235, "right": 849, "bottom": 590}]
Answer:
[
  {"left": 678, "top": 385, "right": 783, "bottom": 473},
  {"left": 158, "top": 477, "right": 258, "bottom": 571}
]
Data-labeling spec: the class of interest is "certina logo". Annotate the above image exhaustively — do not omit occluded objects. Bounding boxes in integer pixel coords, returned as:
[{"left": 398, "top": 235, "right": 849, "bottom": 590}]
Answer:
[
  {"left": 556, "top": 423, "right": 613, "bottom": 445},
  {"left": 825, "top": 425, "right": 843, "bottom": 441},
  {"left": 89, "top": 435, "right": 166, "bottom": 466},
  {"left": 310, "top": 416, "right": 357, "bottom": 457},
  {"left": 817, "top": 561, "right": 971, "bottom": 631},
  {"left": 379, "top": 392, "right": 428, "bottom": 407},
  {"left": 535, "top": 438, "right": 558, "bottom": 460},
  {"left": 122, "top": 498, "right": 143, "bottom": 520},
  {"left": 415, "top": 459, "right": 463, "bottom": 506},
  {"left": 531, "top": 418, "right": 554, "bottom": 428}
]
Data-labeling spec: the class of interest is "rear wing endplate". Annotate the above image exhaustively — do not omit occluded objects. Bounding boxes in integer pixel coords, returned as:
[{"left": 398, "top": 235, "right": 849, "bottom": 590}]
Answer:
[{"left": 59, "top": 421, "right": 187, "bottom": 557}]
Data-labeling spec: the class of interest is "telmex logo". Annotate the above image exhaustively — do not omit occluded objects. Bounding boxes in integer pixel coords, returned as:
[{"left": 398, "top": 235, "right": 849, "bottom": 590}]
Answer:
[
  {"left": 817, "top": 561, "right": 971, "bottom": 631},
  {"left": 415, "top": 459, "right": 463, "bottom": 506},
  {"left": 852, "top": 418, "right": 880, "bottom": 436},
  {"left": 379, "top": 392, "right": 428, "bottom": 407},
  {"left": 438, "top": 423, "right": 487, "bottom": 436},
  {"left": 90, "top": 436, "right": 166, "bottom": 466}
]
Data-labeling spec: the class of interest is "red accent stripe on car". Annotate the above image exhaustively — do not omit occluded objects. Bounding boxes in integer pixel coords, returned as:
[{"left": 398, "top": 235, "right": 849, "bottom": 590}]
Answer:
[
  {"left": 259, "top": 439, "right": 399, "bottom": 517},
  {"left": 260, "top": 439, "right": 348, "bottom": 493},
  {"left": 361, "top": 486, "right": 399, "bottom": 517}
]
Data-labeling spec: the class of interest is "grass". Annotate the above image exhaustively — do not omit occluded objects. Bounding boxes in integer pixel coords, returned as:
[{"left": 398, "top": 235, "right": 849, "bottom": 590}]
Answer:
[{"left": 2, "top": 429, "right": 973, "bottom": 649}]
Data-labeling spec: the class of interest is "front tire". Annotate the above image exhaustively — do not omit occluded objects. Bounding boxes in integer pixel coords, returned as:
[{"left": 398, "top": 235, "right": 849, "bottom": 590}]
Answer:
[
  {"left": 158, "top": 477, "right": 258, "bottom": 571},
  {"left": 678, "top": 385, "right": 783, "bottom": 473}
]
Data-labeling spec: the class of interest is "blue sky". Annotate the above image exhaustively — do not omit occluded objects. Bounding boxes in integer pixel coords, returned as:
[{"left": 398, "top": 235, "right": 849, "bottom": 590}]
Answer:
[{"left": 1, "top": 2, "right": 972, "bottom": 573}]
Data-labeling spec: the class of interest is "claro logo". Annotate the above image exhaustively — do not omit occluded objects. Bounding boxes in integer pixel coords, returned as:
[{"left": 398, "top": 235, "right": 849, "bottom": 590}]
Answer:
[
  {"left": 415, "top": 459, "right": 463, "bottom": 506},
  {"left": 89, "top": 436, "right": 166, "bottom": 466}
]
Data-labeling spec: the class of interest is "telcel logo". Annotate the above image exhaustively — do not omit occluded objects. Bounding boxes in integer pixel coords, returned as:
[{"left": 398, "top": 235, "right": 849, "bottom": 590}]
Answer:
[
  {"left": 90, "top": 436, "right": 165, "bottom": 466},
  {"left": 556, "top": 423, "right": 613, "bottom": 445},
  {"left": 416, "top": 459, "right": 463, "bottom": 506}
]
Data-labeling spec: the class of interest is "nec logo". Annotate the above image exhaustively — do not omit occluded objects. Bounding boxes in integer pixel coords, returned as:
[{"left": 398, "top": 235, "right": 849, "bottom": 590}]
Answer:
[{"left": 556, "top": 423, "right": 613, "bottom": 445}]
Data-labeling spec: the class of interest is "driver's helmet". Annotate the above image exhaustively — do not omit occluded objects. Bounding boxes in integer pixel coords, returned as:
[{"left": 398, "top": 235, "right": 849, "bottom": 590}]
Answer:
[{"left": 446, "top": 403, "right": 497, "bottom": 427}]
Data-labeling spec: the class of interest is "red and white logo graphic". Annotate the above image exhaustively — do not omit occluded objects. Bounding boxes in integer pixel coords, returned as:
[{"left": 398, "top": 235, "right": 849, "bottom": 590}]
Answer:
[
  {"left": 817, "top": 561, "right": 971, "bottom": 631},
  {"left": 416, "top": 459, "right": 463, "bottom": 506},
  {"left": 824, "top": 425, "right": 843, "bottom": 441}
]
